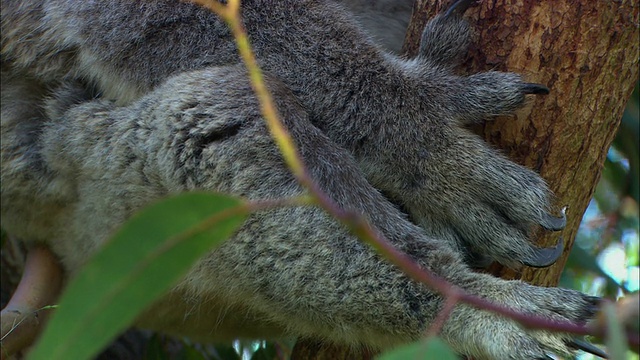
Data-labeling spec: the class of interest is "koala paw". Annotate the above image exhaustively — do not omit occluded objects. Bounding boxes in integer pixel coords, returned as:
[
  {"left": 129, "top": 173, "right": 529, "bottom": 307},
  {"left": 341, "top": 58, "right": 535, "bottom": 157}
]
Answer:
[
  {"left": 455, "top": 71, "right": 550, "bottom": 123},
  {"left": 402, "top": 0, "right": 562, "bottom": 268},
  {"left": 454, "top": 283, "right": 604, "bottom": 359},
  {"left": 401, "top": 124, "right": 566, "bottom": 268},
  {"left": 419, "top": 0, "right": 550, "bottom": 123}
]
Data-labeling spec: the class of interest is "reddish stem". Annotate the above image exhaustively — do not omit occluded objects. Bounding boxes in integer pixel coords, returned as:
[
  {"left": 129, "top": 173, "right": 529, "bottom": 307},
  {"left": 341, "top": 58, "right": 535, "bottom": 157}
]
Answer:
[{"left": 1, "top": 246, "right": 63, "bottom": 359}]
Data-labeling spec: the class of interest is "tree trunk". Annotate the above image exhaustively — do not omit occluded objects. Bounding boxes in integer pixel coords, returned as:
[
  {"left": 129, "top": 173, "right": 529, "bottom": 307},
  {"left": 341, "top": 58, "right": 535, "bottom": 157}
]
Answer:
[{"left": 293, "top": 0, "right": 639, "bottom": 357}]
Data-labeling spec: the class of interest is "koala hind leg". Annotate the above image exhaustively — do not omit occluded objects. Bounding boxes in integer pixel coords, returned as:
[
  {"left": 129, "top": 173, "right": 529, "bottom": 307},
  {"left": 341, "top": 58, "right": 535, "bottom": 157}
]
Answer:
[{"left": 15, "top": 65, "right": 601, "bottom": 360}]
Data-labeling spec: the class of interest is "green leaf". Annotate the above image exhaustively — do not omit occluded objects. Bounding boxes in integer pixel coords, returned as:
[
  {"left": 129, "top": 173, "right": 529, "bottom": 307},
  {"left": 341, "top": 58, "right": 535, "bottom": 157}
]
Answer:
[
  {"left": 29, "top": 192, "right": 248, "bottom": 360},
  {"left": 176, "top": 344, "right": 207, "bottom": 360},
  {"left": 143, "top": 334, "right": 170, "bottom": 360},
  {"left": 378, "top": 337, "right": 458, "bottom": 360}
]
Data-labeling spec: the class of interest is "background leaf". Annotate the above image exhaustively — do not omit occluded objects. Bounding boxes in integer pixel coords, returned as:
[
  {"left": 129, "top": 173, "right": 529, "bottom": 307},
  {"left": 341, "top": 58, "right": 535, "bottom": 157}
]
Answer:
[
  {"left": 604, "top": 302, "right": 630, "bottom": 360},
  {"left": 378, "top": 337, "right": 458, "bottom": 360}
]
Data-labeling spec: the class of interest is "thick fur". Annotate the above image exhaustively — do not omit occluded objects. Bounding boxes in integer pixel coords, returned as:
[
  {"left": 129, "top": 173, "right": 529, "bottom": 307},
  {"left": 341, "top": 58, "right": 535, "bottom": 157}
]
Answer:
[
  {"left": 335, "top": 0, "right": 413, "bottom": 53},
  {"left": 1, "top": 1, "right": 597, "bottom": 359},
  {"left": 1, "top": 0, "right": 561, "bottom": 267}
]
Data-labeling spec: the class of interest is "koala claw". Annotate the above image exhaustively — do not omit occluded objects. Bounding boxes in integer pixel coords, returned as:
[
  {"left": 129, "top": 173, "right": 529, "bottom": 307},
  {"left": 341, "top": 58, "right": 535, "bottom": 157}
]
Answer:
[
  {"left": 444, "top": 0, "right": 478, "bottom": 19},
  {"left": 541, "top": 207, "right": 567, "bottom": 231},
  {"left": 522, "top": 237, "right": 564, "bottom": 268},
  {"left": 567, "top": 339, "right": 609, "bottom": 358},
  {"left": 585, "top": 295, "right": 603, "bottom": 314},
  {"left": 522, "top": 83, "right": 551, "bottom": 95}
]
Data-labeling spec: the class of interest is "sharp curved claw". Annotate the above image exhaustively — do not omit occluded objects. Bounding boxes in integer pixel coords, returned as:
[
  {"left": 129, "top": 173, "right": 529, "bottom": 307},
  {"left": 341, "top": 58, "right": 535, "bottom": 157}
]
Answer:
[
  {"left": 444, "top": 0, "right": 478, "bottom": 19},
  {"left": 567, "top": 339, "right": 609, "bottom": 359},
  {"left": 522, "top": 83, "right": 550, "bottom": 95},
  {"left": 585, "top": 296, "right": 603, "bottom": 317},
  {"left": 522, "top": 237, "right": 564, "bottom": 268},
  {"left": 541, "top": 207, "right": 567, "bottom": 231}
]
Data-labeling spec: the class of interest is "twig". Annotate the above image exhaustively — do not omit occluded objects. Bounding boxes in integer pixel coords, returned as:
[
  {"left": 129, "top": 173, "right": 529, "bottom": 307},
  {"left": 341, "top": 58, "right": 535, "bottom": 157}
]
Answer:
[{"left": 0, "top": 246, "right": 63, "bottom": 359}]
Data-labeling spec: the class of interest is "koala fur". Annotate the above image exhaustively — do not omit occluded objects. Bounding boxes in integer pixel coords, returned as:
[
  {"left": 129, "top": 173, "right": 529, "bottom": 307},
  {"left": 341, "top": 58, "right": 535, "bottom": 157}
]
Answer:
[{"left": 1, "top": 0, "right": 598, "bottom": 359}]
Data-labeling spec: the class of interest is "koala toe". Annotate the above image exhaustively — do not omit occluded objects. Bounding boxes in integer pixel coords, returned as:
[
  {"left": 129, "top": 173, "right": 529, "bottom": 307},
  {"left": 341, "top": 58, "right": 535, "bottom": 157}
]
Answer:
[
  {"left": 454, "top": 72, "right": 550, "bottom": 124},
  {"left": 539, "top": 207, "right": 567, "bottom": 231},
  {"left": 417, "top": 0, "right": 475, "bottom": 67},
  {"left": 446, "top": 199, "right": 561, "bottom": 268},
  {"left": 526, "top": 329, "right": 605, "bottom": 359},
  {"left": 483, "top": 286, "right": 604, "bottom": 359},
  {"left": 521, "top": 237, "right": 564, "bottom": 268},
  {"left": 402, "top": 128, "right": 568, "bottom": 268},
  {"left": 417, "top": 131, "right": 567, "bottom": 267},
  {"left": 458, "top": 133, "right": 562, "bottom": 232},
  {"left": 521, "top": 83, "right": 550, "bottom": 95},
  {"left": 479, "top": 163, "right": 566, "bottom": 237},
  {"left": 567, "top": 338, "right": 609, "bottom": 358}
]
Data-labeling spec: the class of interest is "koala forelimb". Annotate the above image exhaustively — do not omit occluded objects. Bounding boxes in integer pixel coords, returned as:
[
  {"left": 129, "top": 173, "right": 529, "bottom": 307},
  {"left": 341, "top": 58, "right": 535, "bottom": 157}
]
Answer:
[
  {"left": 1, "top": 0, "right": 600, "bottom": 359},
  {"left": 2, "top": 0, "right": 565, "bottom": 267}
]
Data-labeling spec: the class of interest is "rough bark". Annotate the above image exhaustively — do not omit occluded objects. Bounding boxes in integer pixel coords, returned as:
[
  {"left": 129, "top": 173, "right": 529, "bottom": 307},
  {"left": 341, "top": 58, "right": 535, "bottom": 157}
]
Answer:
[{"left": 293, "top": 0, "right": 639, "bottom": 357}]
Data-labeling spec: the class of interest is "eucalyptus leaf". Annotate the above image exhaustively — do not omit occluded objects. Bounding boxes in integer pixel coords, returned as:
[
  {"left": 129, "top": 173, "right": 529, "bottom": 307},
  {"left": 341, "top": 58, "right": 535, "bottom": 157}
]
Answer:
[
  {"left": 378, "top": 337, "right": 458, "bottom": 360},
  {"left": 29, "top": 192, "right": 248, "bottom": 360}
]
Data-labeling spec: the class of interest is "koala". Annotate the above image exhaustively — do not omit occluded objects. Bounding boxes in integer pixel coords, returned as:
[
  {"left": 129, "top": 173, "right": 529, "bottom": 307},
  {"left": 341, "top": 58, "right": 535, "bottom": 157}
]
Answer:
[
  {"left": 333, "top": 0, "right": 414, "bottom": 53},
  {"left": 1, "top": 0, "right": 601, "bottom": 359}
]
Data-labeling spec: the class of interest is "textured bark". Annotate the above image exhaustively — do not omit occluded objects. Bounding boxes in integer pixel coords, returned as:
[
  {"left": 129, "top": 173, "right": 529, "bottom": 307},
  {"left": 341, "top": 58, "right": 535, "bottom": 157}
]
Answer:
[{"left": 293, "top": 0, "right": 639, "bottom": 358}]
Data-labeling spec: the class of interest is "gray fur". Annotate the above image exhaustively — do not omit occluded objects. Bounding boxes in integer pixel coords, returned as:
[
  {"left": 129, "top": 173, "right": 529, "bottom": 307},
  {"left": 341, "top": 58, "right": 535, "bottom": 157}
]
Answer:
[
  {"left": 0, "top": 0, "right": 562, "bottom": 267},
  {"left": 1, "top": 1, "right": 598, "bottom": 359},
  {"left": 335, "top": 0, "right": 413, "bottom": 53}
]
